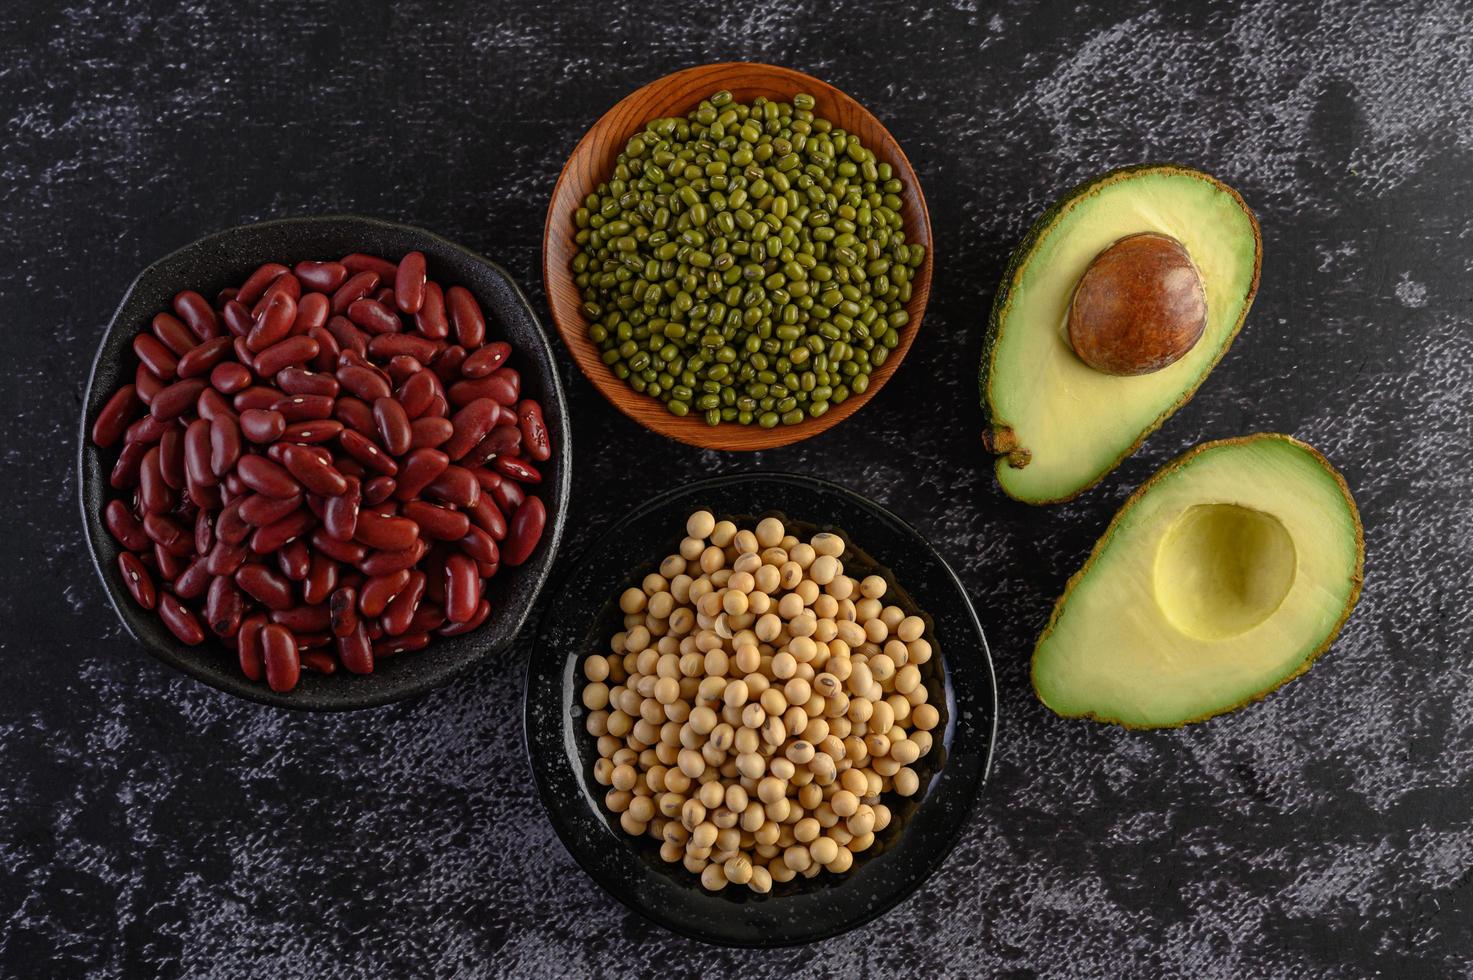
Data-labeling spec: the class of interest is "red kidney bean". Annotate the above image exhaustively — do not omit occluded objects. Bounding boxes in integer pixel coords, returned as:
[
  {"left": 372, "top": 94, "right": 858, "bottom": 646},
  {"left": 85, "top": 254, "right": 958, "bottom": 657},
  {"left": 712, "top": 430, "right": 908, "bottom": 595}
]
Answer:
[
  {"left": 194, "top": 508, "right": 215, "bottom": 555},
  {"left": 300, "top": 554, "right": 337, "bottom": 608},
  {"left": 361, "top": 476, "right": 396, "bottom": 505},
  {"left": 459, "top": 525, "right": 500, "bottom": 565},
  {"left": 465, "top": 425, "right": 520, "bottom": 465},
  {"left": 329, "top": 586, "right": 359, "bottom": 637},
  {"left": 252, "top": 273, "right": 301, "bottom": 318},
  {"left": 442, "top": 398, "right": 500, "bottom": 460},
  {"left": 502, "top": 496, "right": 546, "bottom": 567},
  {"left": 336, "top": 620, "right": 374, "bottom": 673},
  {"left": 152, "top": 312, "right": 198, "bottom": 356},
  {"left": 144, "top": 511, "right": 193, "bottom": 556},
  {"left": 325, "top": 316, "right": 368, "bottom": 358},
  {"left": 438, "top": 599, "right": 490, "bottom": 636},
  {"left": 336, "top": 363, "right": 392, "bottom": 402},
  {"left": 357, "top": 538, "right": 426, "bottom": 576},
  {"left": 346, "top": 298, "right": 400, "bottom": 335},
  {"left": 301, "top": 529, "right": 363, "bottom": 566},
  {"left": 235, "top": 562, "right": 294, "bottom": 610},
  {"left": 462, "top": 341, "right": 511, "bottom": 378},
  {"left": 334, "top": 396, "right": 375, "bottom": 436},
  {"left": 280, "top": 420, "right": 343, "bottom": 444},
  {"left": 408, "top": 416, "right": 454, "bottom": 451},
  {"left": 135, "top": 364, "right": 164, "bottom": 405},
  {"left": 477, "top": 469, "right": 523, "bottom": 515},
  {"left": 340, "top": 253, "right": 397, "bottom": 279},
  {"left": 297, "top": 649, "right": 334, "bottom": 673},
  {"left": 276, "top": 538, "right": 311, "bottom": 581},
  {"left": 196, "top": 387, "right": 235, "bottom": 423},
  {"left": 250, "top": 508, "right": 315, "bottom": 555},
  {"left": 448, "top": 373, "right": 517, "bottom": 408},
  {"left": 159, "top": 593, "right": 206, "bottom": 645},
  {"left": 330, "top": 271, "right": 379, "bottom": 315},
  {"left": 154, "top": 543, "right": 188, "bottom": 582},
  {"left": 292, "top": 292, "right": 330, "bottom": 334},
  {"left": 403, "top": 500, "right": 470, "bottom": 541},
  {"left": 354, "top": 510, "right": 418, "bottom": 552},
  {"left": 396, "top": 370, "right": 436, "bottom": 419},
  {"left": 517, "top": 400, "right": 551, "bottom": 462},
  {"left": 375, "top": 631, "right": 430, "bottom": 657},
  {"left": 271, "top": 604, "right": 331, "bottom": 633},
  {"left": 336, "top": 428, "right": 398, "bottom": 475},
  {"left": 431, "top": 344, "right": 468, "bottom": 384},
  {"left": 390, "top": 448, "right": 449, "bottom": 501},
  {"left": 295, "top": 260, "right": 348, "bottom": 293},
  {"left": 415, "top": 281, "right": 449, "bottom": 339},
  {"left": 277, "top": 367, "right": 339, "bottom": 398},
  {"left": 210, "top": 361, "right": 252, "bottom": 394},
  {"left": 173, "top": 556, "right": 213, "bottom": 598},
  {"left": 359, "top": 569, "right": 410, "bottom": 617},
  {"left": 280, "top": 444, "right": 347, "bottom": 496},
  {"left": 372, "top": 397, "right": 412, "bottom": 456},
  {"left": 238, "top": 408, "right": 286, "bottom": 444},
  {"left": 93, "top": 384, "right": 142, "bottom": 448},
  {"left": 111, "top": 441, "right": 148, "bottom": 490},
  {"left": 408, "top": 604, "right": 448, "bottom": 634},
  {"left": 424, "top": 465, "right": 479, "bottom": 508},
  {"left": 493, "top": 456, "right": 541, "bottom": 485},
  {"left": 105, "top": 500, "right": 151, "bottom": 551},
  {"left": 177, "top": 336, "right": 232, "bottom": 378},
  {"left": 233, "top": 386, "right": 282, "bottom": 413},
  {"left": 274, "top": 393, "right": 335, "bottom": 422},
  {"left": 133, "top": 333, "right": 179, "bottom": 380},
  {"left": 173, "top": 291, "right": 220, "bottom": 341},
  {"left": 117, "top": 551, "right": 157, "bottom": 610},
  {"left": 308, "top": 325, "right": 340, "bottom": 373},
  {"left": 384, "top": 356, "right": 422, "bottom": 387},
  {"left": 182, "top": 419, "right": 213, "bottom": 488},
  {"left": 127, "top": 413, "right": 169, "bottom": 446},
  {"left": 237, "top": 615, "right": 267, "bottom": 681},
  {"left": 215, "top": 498, "right": 250, "bottom": 545},
  {"left": 445, "top": 286, "right": 485, "bottom": 347},
  {"left": 237, "top": 263, "right": 289, "bottom": 307},
  {"left": 206, "top": 575, "right": 246, "bottom": 637},
  {"left": 237, "top": 456, "right": 300, "bottom": 498},
  {"left": 246, "top": 291, "right": 296, "bottom": 352},
  {"left": 260, "top": 624, "right": 300, "bottom": 691},
  {"left": 381, "top": 570, "right": 426, "bottom": 636},
  {"left": 209, "top": 414, "right": 242, "bottom": 476},
  {"left": 150, "top": 379, "right": 207, "bottom": 421},
  {"left": 139, "top": 446, "right": 173, "bottom": 514},
  {"left": 222, "top": 299, "right": 254, "bottom": 338},
  {"left": 368, "top": 333, "right": 438, "bottom": 363},
  {"left": 253, "top": 335, "right": 318, "bottom": 377},
  {"left": 393, "top": 251, "right": 427, "bottom": 314},
  {"left": 323, "top": 476, "right": 361, "bottom": 541},
  {"left": 443, "top": 554, "right": 480, "bottom": 623}
]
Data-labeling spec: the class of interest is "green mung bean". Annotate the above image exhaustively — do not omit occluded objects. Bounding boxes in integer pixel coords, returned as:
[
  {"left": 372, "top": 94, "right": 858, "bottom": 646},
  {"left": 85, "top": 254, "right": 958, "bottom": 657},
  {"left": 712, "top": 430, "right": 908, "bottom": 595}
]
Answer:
[{"left": 574, "top": 91, "right": 913, "bottom": 426}]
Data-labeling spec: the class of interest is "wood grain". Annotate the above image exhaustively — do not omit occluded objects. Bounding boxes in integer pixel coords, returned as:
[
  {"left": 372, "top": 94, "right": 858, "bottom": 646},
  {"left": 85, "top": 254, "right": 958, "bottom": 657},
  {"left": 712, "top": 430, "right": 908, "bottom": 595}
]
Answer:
[{"left": 543, "top": 62, "right": 934, "bottom": 451}]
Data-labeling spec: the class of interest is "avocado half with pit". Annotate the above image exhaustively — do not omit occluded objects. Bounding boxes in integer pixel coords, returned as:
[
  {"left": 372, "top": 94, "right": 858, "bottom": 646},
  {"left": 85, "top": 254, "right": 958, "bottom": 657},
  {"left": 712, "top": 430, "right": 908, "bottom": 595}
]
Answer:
[
  {"left": 981, "top": 164, "right": 1262, "bottom": 504},
  {"left": 1032, "top": 433, "right": 1364, "bottom": 728}
]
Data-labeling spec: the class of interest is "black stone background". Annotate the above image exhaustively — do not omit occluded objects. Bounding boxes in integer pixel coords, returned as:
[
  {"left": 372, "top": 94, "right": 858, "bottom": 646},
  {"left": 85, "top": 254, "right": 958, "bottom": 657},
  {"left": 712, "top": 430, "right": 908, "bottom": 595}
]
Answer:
[{"left": 2, "top": 0, "right": 1470, "bottom": 976}]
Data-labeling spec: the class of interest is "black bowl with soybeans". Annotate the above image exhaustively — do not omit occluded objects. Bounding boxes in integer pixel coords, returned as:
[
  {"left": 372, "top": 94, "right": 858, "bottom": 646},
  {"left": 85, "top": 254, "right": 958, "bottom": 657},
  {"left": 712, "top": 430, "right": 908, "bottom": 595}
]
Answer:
[
  {"left": 527, "top": 474, "right": 994, "bottom": 946},
  {"left": 79, "top": 215, "right": 570, "bottom": 710}
]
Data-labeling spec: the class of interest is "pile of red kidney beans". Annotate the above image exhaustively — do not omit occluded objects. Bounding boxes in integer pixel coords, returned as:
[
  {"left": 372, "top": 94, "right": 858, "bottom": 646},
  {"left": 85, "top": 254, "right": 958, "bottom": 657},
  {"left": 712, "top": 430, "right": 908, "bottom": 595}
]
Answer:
[{"left": 91, "top": 251, "right": 552, "bottom": 692}]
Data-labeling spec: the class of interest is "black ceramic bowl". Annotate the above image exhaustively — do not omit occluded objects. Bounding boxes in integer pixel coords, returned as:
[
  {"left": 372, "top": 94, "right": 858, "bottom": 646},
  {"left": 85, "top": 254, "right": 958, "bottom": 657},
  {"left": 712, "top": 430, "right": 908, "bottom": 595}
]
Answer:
[
  {"left": 78, "top": 215, "right": 571, "bottom": 710},
  {"left": 525, "top": 473, "right": 995, "bottom": 946}
]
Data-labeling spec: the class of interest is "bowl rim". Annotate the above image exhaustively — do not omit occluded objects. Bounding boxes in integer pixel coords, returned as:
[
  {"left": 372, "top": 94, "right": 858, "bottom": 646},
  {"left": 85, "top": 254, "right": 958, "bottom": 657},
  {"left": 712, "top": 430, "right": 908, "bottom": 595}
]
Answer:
[
  {"left": 77, "top": 213, "right": 572, "bottom": 711},
  {"left": 542, "top": 60, "right": 935, "bottom": 452},
  {"left": 523, "top": 471, "right": 996, "bottom": 946}
]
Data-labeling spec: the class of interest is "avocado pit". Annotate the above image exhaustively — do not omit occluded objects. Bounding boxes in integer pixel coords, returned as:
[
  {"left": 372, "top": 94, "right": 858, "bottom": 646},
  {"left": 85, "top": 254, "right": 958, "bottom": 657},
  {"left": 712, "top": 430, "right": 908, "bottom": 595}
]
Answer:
[{"left": 1067, "top": 232, "right": 1207, "bottom": 376}]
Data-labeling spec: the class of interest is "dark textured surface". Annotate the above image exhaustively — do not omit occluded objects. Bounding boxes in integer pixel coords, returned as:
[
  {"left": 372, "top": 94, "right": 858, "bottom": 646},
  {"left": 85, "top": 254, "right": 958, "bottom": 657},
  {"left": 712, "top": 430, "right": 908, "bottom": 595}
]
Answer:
[
  {"left": 527, "top": 475, "right": 993, "bottom": 946},
  {"left": 2, "top": 0, "right": 1470, "bottom": 976}
]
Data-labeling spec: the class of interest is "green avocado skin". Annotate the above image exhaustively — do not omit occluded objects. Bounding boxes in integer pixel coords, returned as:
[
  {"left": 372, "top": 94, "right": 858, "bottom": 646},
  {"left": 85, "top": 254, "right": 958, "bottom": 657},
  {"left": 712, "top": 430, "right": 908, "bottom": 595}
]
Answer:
[{"left": 979, "top": 163, "right": 1263, "bottom": 504}]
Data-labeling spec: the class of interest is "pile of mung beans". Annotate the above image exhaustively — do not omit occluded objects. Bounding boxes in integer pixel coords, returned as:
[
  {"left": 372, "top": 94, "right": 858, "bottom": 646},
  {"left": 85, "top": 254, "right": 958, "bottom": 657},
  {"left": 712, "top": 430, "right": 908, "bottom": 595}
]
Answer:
[
  {"left": 572, "top": 91, "right": 924, "bottom": 428},
  {"left": 581, "top": 511, "right": 940, "bottom": 893}
]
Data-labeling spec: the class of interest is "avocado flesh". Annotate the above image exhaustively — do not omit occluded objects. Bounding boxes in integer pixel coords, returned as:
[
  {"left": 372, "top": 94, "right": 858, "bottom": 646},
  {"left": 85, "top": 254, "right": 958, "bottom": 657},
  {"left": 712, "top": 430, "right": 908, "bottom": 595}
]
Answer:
[
  {"left": 1032, "top": 434, "right": 1364, "bottom": 728},
  {"left": 983, "top": 165, "right": 1262, "bottom": 503}
]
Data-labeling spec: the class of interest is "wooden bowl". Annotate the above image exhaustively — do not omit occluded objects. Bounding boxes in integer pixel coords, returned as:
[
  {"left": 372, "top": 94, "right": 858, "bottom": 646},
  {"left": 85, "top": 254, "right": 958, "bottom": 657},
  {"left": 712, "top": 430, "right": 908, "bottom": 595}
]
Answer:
[{"left": 543, "top": 62, "right": 934, "bottom": 451}]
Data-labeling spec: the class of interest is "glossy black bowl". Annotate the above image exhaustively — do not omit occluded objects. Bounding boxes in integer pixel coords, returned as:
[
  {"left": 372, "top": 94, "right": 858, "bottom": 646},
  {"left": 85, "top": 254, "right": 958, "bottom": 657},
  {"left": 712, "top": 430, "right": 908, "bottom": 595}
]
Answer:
[
  {"left": 525, "top": 473, "right": 995, "bottom": 946},
  {"left": 78, "top": 215, "right": 571, "bottom": 710}
]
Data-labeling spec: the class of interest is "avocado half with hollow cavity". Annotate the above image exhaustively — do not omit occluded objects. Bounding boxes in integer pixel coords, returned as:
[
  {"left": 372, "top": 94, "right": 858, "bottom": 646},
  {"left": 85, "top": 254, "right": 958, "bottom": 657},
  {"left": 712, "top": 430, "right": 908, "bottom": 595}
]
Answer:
[
  {"left": 981, "top": 164, "right": 1262, "bottom": 504},
  {"left": 1032, "top": 434, "right": 1364, "bottom": 728}
]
